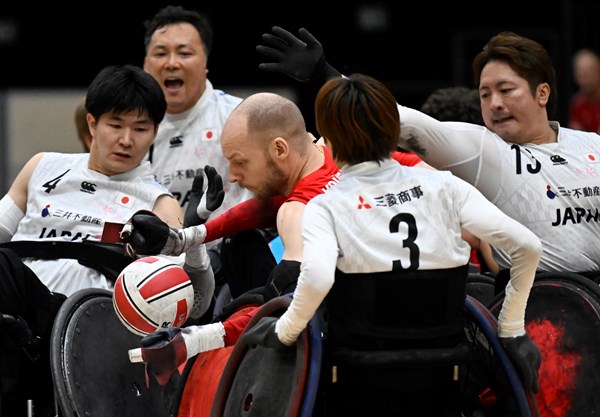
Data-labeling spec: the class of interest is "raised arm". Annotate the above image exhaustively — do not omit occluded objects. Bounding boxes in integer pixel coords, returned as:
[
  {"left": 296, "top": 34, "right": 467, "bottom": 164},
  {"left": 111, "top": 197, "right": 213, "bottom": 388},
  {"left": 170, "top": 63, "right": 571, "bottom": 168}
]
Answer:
[{"left": 256, "top": 26, "right": 341, "bottom": 87}]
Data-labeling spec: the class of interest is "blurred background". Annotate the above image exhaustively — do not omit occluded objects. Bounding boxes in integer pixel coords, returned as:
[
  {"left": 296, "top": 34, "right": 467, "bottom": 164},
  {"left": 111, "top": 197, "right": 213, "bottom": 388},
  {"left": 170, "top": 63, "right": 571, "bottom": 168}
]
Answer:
[{"left": 1, "top": 0, "right": 599, "bottom": 193}]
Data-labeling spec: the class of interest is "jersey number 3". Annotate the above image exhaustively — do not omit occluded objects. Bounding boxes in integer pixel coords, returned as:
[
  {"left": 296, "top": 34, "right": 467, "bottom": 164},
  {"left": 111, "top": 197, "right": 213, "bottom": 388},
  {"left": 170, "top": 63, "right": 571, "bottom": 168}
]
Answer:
[{"left": 390, "top": 213, "right": 419, "bottom": 271}]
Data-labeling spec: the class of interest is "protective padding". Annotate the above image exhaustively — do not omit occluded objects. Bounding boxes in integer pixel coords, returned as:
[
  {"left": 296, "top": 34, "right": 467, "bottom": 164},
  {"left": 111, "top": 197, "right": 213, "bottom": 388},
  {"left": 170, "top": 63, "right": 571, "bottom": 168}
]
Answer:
[
  {"left": 50, "top": 288, "right": 167, "bottom": 417},
  {"left": 210, "top": 295, "right": 321, "bottom": 417},
  {"left": 490, "top": 273, "right": 600, "bottom": 417}
]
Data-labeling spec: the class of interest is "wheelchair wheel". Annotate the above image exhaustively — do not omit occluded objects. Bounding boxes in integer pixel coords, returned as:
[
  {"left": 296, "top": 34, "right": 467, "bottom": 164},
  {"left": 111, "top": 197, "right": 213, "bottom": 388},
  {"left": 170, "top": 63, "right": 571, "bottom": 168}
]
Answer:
[
  {"left": 466, "top": 273, "right": 497, "bottom": 308},
  {"left": 490, "top": 272, "right": 600, "bottom": 417},
  {"left": 210, "top": 295, "right": 322, "bottom": 417},
  {"left": 50, "top": 288, "right": 167, "bottom": 417},
  {"left": 461, "top": 296, "right": 538, "bottom": 417}
]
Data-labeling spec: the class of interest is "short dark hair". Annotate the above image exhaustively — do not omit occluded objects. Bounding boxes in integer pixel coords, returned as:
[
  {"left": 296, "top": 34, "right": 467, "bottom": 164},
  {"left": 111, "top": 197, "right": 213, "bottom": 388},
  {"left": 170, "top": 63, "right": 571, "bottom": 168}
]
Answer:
[
  {"left": 421, "top": 86, "right": 483, "bottom": 125},
  {"left": 85, "top": 64, "right": 166, "bottom": 127},
  {"left": 315, "top": 74, "right": 399, "bottom": 165},
  {"left": 143, "top": 5, "right": 213, "bottom": 57},
  {"left": 472, "top": 31, "right": 557, "bottom": 118}
]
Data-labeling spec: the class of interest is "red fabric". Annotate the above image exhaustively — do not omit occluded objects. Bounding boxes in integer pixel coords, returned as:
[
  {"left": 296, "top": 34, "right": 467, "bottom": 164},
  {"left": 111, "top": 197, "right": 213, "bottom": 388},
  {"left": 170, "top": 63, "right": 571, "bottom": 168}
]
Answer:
[
  {"left": 286, "top": 145, "right": 341, "bottom": 204},
  {"left": 204, "top": 195, "right": 285, "bottom": 242},
  {"left": 204, "top": 145, "right": 341, "bottom": 242},
  {"left": 177, "top": 306, "right": 261, "bottom": 417},
  {"left": 569, "top": 94, "right": 600, "bottom": 133},
  {"left": 391, "top": 151, "right": 423, "bottom": 167},
  {"left": 177, "top": 346, "right": 234, "bottom": 417},
  {"left": 222, "top": 306, "right": 260, "bottom": 346}
]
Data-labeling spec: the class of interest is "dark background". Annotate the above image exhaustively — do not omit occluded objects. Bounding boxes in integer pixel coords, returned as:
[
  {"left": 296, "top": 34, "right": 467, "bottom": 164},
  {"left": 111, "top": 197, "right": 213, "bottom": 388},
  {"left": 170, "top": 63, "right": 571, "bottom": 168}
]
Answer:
[{"left": 1, "top": 0, "right": 599, "bottom": 132}]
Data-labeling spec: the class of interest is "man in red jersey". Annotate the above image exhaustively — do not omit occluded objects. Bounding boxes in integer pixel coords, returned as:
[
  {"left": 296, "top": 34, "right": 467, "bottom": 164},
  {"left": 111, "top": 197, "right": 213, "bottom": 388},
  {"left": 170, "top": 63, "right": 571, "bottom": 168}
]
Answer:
[{"left": 123, "top": 92, "right": 340, "bottom": 381}]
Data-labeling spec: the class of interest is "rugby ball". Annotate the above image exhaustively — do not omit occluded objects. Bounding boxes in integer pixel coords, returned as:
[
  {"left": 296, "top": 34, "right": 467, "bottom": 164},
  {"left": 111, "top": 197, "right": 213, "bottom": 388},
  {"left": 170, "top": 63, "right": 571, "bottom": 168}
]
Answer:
[{"left": 113, "top": 255, "right": 194, "bottom": 336}]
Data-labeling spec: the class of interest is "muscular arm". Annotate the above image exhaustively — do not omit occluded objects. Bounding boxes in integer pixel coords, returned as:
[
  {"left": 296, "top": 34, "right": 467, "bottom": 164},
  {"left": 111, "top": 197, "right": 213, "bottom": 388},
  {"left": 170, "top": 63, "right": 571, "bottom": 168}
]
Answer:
[
  {"left": 276, "top": 200, "right": 305, "bottom": 262},
  {"left": 152, "top": 194, "right": 185, "bottom": 228},
  {"left": 0, "top": 153, "right": 43, "bottom": 242},
  {"left": 398, "top": 106, "right": 503, "bottom": 202},
  {"left": 7, "top": 152, "right": 45, "bottom": 212},
  {"left": 203, "top": 195, "right": 286, "bottom": 243},
  {"left": 276, "top": 202, "right": 337, "bottom": 345}
]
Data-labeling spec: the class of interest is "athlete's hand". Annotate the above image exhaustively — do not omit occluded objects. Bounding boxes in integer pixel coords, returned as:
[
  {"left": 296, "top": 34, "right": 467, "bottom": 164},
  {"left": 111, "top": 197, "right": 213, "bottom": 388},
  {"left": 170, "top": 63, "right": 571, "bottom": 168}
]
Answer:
[
  {"left": 124, "top": 213, "right": 170, "bottom": 255},
  {"left": 129, "top": 327, "right": 187, "bottom": 386},
  {"left": 500, "top": 334, "right": 541, "bottom": 393},
  {"left": 183, "top": 165, "right": 224, "bottom": 227},
  {"left": 256, "top": 26, "right": 340, "bottom": 85},
  {"left": 183, "top": 174, "right": 205, "bottom": 228},
  {"left": 198, "top": 165, "right": 224, "bottom": 219}
]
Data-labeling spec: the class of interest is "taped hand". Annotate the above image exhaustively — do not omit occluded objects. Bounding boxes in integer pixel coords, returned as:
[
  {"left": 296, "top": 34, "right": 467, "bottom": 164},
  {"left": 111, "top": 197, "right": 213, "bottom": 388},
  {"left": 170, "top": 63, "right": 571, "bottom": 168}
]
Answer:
[
  {"left": 122, "top": 211, "right": 204, "bottom": 257},
  {"left": 500, "top": 334, "right": 542, "bottom": 393},
  {"left": 256, "top": 26, "right": 340, "bottom": 85},
  {"left": 242, "top": 316, "right": 289, "bottom": 350}
]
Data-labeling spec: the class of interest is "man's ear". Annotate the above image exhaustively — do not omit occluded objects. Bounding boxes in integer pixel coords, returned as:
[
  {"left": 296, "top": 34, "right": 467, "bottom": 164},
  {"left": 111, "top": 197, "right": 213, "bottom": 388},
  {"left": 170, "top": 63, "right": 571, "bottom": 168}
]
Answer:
[
  {"left": 271, "top": 137, "right": 289, "bottom": 158},
  {"left": 86, "top": 113, "right": 97, "bottom": 136},
  {"left": 537, "top": 83, "right": 551, "bottom": 107}
]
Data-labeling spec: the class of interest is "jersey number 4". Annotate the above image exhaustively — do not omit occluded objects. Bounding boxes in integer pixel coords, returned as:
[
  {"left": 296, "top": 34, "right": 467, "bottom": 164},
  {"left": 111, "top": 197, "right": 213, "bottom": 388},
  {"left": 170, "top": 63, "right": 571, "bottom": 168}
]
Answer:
[{"left": 42, "top": 169, "right": 70, "bottom": 194}]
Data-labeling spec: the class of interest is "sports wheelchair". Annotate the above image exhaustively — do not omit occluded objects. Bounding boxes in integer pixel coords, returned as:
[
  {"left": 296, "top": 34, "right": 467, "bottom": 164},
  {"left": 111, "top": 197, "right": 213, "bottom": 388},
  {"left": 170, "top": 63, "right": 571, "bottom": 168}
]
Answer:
[
  {"left": 184, "top": 266, "right": 539, "bottom": 417},
  {"left": 46, "top": 268, "right": 600, "bottom": 417}
]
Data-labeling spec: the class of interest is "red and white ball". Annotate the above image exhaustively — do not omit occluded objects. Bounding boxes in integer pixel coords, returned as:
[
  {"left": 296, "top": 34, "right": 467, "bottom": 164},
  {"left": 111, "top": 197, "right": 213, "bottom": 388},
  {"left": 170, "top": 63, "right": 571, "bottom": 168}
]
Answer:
[{"left": 113, "top": 256, "right": 194, "bottom": 336}]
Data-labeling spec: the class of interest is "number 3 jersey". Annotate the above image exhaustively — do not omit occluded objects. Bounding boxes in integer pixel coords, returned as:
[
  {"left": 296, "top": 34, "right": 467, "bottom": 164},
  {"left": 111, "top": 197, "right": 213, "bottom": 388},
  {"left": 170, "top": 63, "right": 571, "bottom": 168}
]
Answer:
[
  {"left": 279, "top": 159, "right": 540, "bottom": 343},
  {"left": 302, "top": 159, "right": 535, "bottom": 274},
  {"left": 11, "top": 152, "right": 172, "bottom": 296}
]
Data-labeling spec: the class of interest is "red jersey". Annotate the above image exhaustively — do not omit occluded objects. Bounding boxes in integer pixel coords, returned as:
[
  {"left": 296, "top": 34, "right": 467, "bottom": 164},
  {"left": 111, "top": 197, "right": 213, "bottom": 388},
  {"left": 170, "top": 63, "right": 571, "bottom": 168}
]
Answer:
[
  {"left": 287, "top": 144, "right": 341, "bottom": 204},
  {"left": 204, "top": 145, "right": 341, "bottom": 242},
  {"left": 391, "top": 150, "right": 423, "bottom": 166}
]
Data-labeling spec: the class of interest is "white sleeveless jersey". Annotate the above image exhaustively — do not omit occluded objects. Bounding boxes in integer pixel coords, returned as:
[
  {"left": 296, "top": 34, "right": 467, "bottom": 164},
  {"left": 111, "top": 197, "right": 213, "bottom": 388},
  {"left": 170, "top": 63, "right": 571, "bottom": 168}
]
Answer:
[
  {"left": 276, "top": 160, "right": 541, "bottom": 343},
  {"left": 398, "top": 106, "right": 600, "bottom": 273},
  {"left": 146, "top": 80, "right": 253, "bottom": 250},
  {"left": 12, "top": 153, "right": 172, "bottom": 296}
]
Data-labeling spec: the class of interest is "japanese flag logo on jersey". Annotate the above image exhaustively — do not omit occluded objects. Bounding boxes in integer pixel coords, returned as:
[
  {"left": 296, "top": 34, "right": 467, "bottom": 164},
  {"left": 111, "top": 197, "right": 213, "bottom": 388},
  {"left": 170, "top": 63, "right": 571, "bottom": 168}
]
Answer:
[
  {"left": 113, "top": 256, "right": 194, "bottom": 336},
  {"left": 200, "top": 129, "right": 216, "bottom": 141}
]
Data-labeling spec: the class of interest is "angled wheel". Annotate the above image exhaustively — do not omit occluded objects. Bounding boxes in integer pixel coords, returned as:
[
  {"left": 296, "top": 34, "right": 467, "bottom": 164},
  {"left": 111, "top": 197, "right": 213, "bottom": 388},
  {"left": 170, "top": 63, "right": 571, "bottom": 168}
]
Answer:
[
  {"left": 461, "top": 296, "right": 538, "bottom": 417},
  {"left": 490, "top": 272, "right": 600, "bottom": 417},
  {"left": 50, "top": 288, "right": 168, "bottom": 417},
  {"left": 210, "top": 295, "right": 322, "bottom": 417}
]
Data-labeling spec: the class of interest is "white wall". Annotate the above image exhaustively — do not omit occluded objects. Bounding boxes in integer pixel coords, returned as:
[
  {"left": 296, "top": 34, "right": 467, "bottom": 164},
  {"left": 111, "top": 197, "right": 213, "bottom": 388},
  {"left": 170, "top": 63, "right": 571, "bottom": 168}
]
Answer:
[{"left": 2, "top": 89, "right": 87, "bottom": 194}]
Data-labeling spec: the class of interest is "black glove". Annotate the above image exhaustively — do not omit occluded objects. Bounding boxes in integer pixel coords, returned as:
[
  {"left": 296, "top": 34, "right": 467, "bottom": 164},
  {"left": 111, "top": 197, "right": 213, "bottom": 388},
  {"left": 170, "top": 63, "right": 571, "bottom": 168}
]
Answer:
[
  {"left": 242, "top": 316, "right": 289, "bottom": 350},
  {"left": 183, "top": 165, "right": 225, "bottom": 227},
  {"left": 200, "top": 165, "right": 225, "bottom": 216},
  {"left": 140, "top": 327, "right": 183, "bottom": 349},
  {"left": 183, "top": 174, "right": 204, "bottom": 228},
  {"left": 127, "top": 213, "right": 170, "bottom": 255},
  {"left": 138, "top": 327, "right": 188, "bottom": 386},
  {"left": 256, "top": 26, "right": 341, "bottom": 87},
  {"left": 500, "top": 334, "right": 541, "bottom": 393}
]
